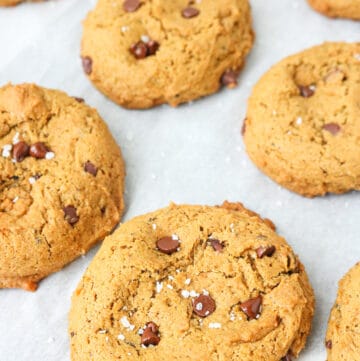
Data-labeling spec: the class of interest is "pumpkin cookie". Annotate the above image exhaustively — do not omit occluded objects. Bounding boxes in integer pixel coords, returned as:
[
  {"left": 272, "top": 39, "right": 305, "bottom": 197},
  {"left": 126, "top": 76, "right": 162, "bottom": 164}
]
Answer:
[
  {"left": 81, "top": 0, "right": 254, "bottom": 109},
  {"left": 307, "top": 0, "right": 360, "bottom": 19},
  {"left": 0, "top": 83, "right": 125, "bottom": 291},
  {"left": 325, "top": 262, "right": 360, "bottom": 360},
  {"left": 69, "top": 201, "right": 314, "bottom": 361},
  {"left": 244, "top": 42, "right": 360, "bottom": 197}
]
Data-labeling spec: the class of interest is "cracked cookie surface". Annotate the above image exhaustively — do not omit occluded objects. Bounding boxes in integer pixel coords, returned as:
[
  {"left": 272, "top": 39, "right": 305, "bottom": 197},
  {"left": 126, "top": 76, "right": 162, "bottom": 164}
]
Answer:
[
  {"left": 244, "top": 42, "right": 360, "bottom": 197},
  {"left": 0, "top": 83, "right": 125, "bottom": 291},
  {"left": 69, "top": 201, "right": 314, "bottom": 361},
  {"left": 307, "top": 0, "right": 360, "bottom": 19},
  {"left": 81, "top": 0, "right": 254, "bottom": 109},
  {"left": 326, "top": 262, "right": 360, "bottom": 361}
]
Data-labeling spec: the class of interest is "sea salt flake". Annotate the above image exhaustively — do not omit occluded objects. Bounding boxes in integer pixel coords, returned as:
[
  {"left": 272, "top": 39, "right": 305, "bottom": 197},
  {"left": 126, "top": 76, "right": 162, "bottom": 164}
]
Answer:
[
  {"left": 120, "top": 316, "right": 135, "bottom": 331},
  {"left": 12, "top": 132, "right": 20, "bottom": 144},
  {"left": 140, "top": 35, "right": 150, "bottom": 43},
  {"left": 118, "top": 334, "right": 125, "bottom": 341},
  {"left": 12, "top": 196, "right": 19, "bottom": 203},
  {"left": 172, "top": 234, "right": 179, "bottom": 241},
  {"left": 209, "top": 322, "right": 222, "bottom": 329},
  {"left": 45, "top": 152, "right": 55, "bottom": 160},
  {"left": 296, "top": 117, "right": 302, "bottom": 125},
  {"left": 195, "top": 302, "right": 203, "bottom": 311},
  {"left": 156, "top": 281, "right": 163, "bottom": 293},
  {"left": 121, "top": 26, "right": 129, "bottom": 33},
  {"left": 202, "top": 289, "right": 209, "bottom": 296},
  {"left": 181, "top": 290, "right": 190, "bottom": 298},
  {"left": 167, "top": 284, "right": 173, "bottom": 290},
  {"left": 29, "top": 177, "right": 37, "bottom": 185},
  {"left": 185, "top": 278, "right": 191, "bottom": 285},
  {"left": 168, "top": 275, "right": 174, "bottom": 281},
  {"left": 98, "top": 329, "right": 107, "bottom": 334},
  {"left": 152, "top": 224, "right": 157, "bottom": 230},
  {"left": 2, "top": 144, "right": 12, "bottom": 158}
]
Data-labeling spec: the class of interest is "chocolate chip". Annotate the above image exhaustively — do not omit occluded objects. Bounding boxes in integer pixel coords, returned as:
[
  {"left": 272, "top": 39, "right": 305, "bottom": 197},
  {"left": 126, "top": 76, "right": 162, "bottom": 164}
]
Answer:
[
  {"left": 256, "top": 245, "right": 276, "bottom": 259},
  {"left": 84, "top": 161, "right": 98, "bottom": 176},
  {"left": 193, "top": 294, "right": 216, "bottom": 317},
  {"left": 81, "top": 56, "right": 93, "bottom": 75},
  {"left": 241, "top": 121, "right": 246, "bottom": 136},
  {"left": 299, "top": 85, "right": 315, "bottom": 98},
  {"left": 323, "top": 123, "right": 341, "bottom": 135},
  {"left": 221, "top": 69, "right": 238, "bottom": 88},
  {"left": 63, "top": 206, "right": 79, "bottom": 225},
  {"left": 12, "top": 141, "right": 30, "bottom": 162},
  {"left": 130, "top": 41, "right": 148, "bottom": 59},
  {"left": 73, "top": 97, "right": 84, "bottom": 103},
  {"left": 182, "top": 7, "right": 200, "bottom": 18},
  {"left": 240, "top": 295, "right": 262, "bottom": 320},
  {"left": 281, "top": 352, "right": 292, "bottom": 361},
  {"left": 325, "top": 340, "right": 332, "bottom": 349},
  {"left": 147, "top": 40, "right": 160, "bottom": 56},
  {"left": 156, "top": 236, "right": 180, "bottom": 255},
  {"left": 141, "top": 322, "right": 160, "bottom": 346},
  {"left": 209, "top": 239, "right": 224, "bottom": 252},
  {"left": 29, "top": 142, "right": 49, "bottom": 159},
  {"left": 70, "top": 332, "right": 75, "bottom": 337},
  {"left": 123, "top": 0, "right": 140, "bottom": 12}
]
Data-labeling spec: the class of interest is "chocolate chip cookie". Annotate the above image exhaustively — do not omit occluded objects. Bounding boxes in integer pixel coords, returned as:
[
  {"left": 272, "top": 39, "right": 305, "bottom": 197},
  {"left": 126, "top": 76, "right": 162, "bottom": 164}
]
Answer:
[
  {"left": 0, "top": 83, "right": 125, "bottom": 291},
  {"left": 326, "top": 262, "right": 360, "bottom": 360},
  {"left": 69, "top": 201, "right": 314, "bottom": 361},
  {"left": 244, "top": 42, "right": 360, "bottom": 197},
  {"left": 307, "top": 0, "right": 360, "bottom": 19},
  {"left": 81, "top": 0, "right": 254, "bottom": 109}
]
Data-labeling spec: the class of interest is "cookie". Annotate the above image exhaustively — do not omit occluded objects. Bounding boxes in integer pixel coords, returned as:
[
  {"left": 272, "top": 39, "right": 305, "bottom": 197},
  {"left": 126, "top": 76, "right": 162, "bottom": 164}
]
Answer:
[
  {"left": 81, "top": 0, "right": 254, "bottom": 109},
  {"left": 326, "top": 262, "right": 360, "bottom": 360},
  {"left": 307, "top": 0, "right": 360, "bottom": 19},
  {"left": 0, "top": 83, "right": 125, "bottom": 291},
  {"left": 243, "top": 42, "right": 360, "bottom": 197},
  {"left": 69, "top": 201, "right": 314, "bottom": 361}
]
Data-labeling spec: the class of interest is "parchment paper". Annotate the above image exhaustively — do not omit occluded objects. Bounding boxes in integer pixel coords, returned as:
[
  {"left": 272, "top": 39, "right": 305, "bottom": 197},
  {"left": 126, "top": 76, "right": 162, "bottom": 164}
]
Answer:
[{"left": 0, "top": 1, "right": 359, "bottom": 359}]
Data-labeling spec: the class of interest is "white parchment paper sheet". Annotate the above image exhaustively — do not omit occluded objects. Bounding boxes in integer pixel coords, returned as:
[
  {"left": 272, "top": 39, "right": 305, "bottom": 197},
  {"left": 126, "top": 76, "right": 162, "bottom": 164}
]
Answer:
[{"left": 0, "top": 0, "right": 359, "bottom": 360}]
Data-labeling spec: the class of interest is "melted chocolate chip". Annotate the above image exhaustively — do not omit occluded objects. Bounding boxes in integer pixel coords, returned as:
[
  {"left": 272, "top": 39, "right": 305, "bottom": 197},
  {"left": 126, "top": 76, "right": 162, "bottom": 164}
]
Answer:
[
  {"left": 193, "top": 294, "right": 216, "bottom": 317},
  {"left": 156, "top": 236, "right": 179, "bottom": 255},
  {"left": 147, "top": 40, "right": 160, "bottom": 56},
  {"left": 281, "top": 352, "right": 292, "bottom": 361},
  {"left": 73, "top": 97, "right": 84, "bottom": 103},
  {"left": 209, "top": 239, "right": 224, "bottom": 252},
  {"left": 84, "top": 161, "right": 98, "bottom": 176},
  {"left": 256, "top": 245, "right": 276, "bottom": 259},
  {"left": 182, "top": 7, "right": 200, "bottom": 18},
  {"left": 221, "top": 69, "right": 238, "bottom": 88},
  {"left": 130, "top": 41, "right": 148, "bottom": 59},
  {"left": 123, "top": 0, "right": 141, "bottom": 12},
  {"left": 63, "top": 206, "right": 79, "bottom": 225},
  {"left": 130, "top": 40, "right": 159, "bottom": 59},
  {"left": 81, "top": 56, "right": 93, "bottom": 75},
  {"left": 240, "top": 295, "right": 262, "bottom": 320},
  {"left": 323, "top": 123, "right": 341, "bottom": 135},
  {"left": 141, "top": 322, "right": 160, "bottom": 346},
  {"left": 29, "top": 142, "right": 49, "bottom": 159},
  {"left": 12, "top": 141, "right": 30, "bottom": 162},
  {"left": 325, "top": 340, "right": 332, "bottom": 349},
  {"left": 299, "top": 85, "right": 315, "bottom": 98}
]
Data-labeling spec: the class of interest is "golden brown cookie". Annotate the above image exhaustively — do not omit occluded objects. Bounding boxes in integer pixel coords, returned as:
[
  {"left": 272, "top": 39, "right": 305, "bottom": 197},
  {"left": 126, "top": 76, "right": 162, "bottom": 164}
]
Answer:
[
  {"left": 0, "top": 83, "right": 125, "bottom": 291},
  {"left": 244, "top": 42, "right": 360, "bottom": 197},
  {"left": 81, "top": 0, "right": 254, "bottom": 109},
  {"left": 69, "top": 202, "right": 314, "bottom": 361},
  {"left": 307, "top": 0, "right": 360, "bottom": 19},
  {"left": 325, "top": 262, "right": 360, "bottom": 360}
]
